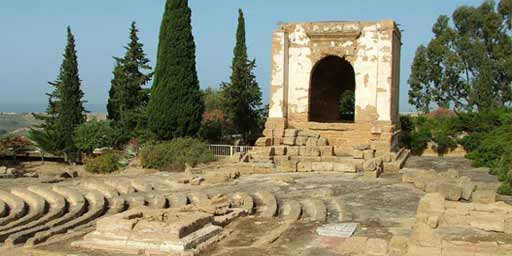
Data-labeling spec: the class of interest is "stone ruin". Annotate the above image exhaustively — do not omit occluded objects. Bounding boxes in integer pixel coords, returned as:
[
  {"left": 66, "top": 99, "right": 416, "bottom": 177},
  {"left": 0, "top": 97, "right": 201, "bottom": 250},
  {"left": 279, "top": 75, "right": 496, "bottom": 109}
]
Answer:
[{"left": 250, "top": 20, "right": 409, "bottom": 175}]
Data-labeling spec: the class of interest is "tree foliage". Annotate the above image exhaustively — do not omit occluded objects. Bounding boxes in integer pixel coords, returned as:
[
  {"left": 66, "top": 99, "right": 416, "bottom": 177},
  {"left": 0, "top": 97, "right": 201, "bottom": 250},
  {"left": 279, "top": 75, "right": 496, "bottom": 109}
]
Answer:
[
  {"left": 74, "top": 120, "right": 121, "bottom": 155},
  {"left": 147, "top": 0, "right": 204, "bottom": 140},
  {"left": 409, "top": 0, "right": 512, "bottom": 112},
  {"left": 107, "top": 22, "right": 152, "bottom": 139},
  {"left": 221, "top": 9, "right": 263, "bottom": 143},
  {"left": 29, "top": 27, "right": 86, "bottom": 161}
]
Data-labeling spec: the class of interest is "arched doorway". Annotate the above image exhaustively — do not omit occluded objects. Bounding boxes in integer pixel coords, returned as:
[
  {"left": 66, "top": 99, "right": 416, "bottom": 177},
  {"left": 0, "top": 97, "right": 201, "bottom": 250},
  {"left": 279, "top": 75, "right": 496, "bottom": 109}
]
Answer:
[{"left": 309, "top": 56, "right": 356, "bottom": 123}]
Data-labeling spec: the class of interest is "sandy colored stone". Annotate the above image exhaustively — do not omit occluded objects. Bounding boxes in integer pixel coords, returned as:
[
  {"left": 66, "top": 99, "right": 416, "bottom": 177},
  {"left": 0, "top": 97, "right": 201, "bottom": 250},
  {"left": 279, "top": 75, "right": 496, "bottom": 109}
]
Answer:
[
  {"left": 319, "top": 146, "right": 334, "bottom": 156},
  {"left": 407, "top": 244, "right": 441, "bottom": 256},
  {"left": 317, "top": 137, "right": 328, "bottom": 147},
  {"left": 295, "top": 136, "right": 308, "bottom": 146},
  {"left": 306, "top": 137, "right": 318, "bottom": 147},
  {"left": 470, "top": 211, "right": 505, "bottom": 232},
  {"left": 284, "top": 129, "right": 298, "bottom": 137},
  {"left": 505, "top": 217, "right": 512, "bottom": 234},
  {"left": 286, "top": 146, "right": 300, "bottom": 156},
  {"left": 273, "top": 146, "right": 287, "bottom": 156},
  {"left": 255, "top": 137, "right": 271, "bottom": 147},
  {"left": 363, "top": 150, "right": 375, "bottom": 160},
  {"left": 312, "top": 162, "right": 333, "bottom": 172},
  {"left": 299, "top": 146, "right": 321, "bottom": 157},
  {"left": 353, "top": 150, "right": 364, "bottom": 159},
  {"left": 278, "top": 160, "right": 298, "bottom": 173},
  {"left": 441, "top": 241, "right": 475, "bottom": 256},
  {"left": 297, "top": 161, "right": 312, "bottom": 172},
  {"left": 366, "top": 238, "right": 388, "bottom": 256},
  {"left": 438, "top": 183, "right": 462, "bottom": 201},
  {"left": 472, "top": 190, "right": 496, "bottom": 204},
  {"left": 337, "top": 236, "right": 368, "bottom": 255},
  {"left": 283, "top": 137, "right": 296, "bottom": 146},
  {"left": 333, "top": 162, "right": 355, "bottom": 173}
]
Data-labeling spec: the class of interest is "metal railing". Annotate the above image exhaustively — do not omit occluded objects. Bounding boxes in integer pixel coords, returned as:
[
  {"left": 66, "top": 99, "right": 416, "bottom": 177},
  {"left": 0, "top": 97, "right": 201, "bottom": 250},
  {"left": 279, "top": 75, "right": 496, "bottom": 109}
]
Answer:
[{"left": 209, "top": 144, "right": 254, "bottom": 157}]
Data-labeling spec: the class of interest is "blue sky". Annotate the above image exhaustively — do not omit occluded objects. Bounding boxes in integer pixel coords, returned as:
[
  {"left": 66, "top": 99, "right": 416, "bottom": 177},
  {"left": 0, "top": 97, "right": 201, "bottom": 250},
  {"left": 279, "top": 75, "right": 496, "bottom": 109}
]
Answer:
[{"left": 0, "top": 0, "right": 485, "bottom": 113}]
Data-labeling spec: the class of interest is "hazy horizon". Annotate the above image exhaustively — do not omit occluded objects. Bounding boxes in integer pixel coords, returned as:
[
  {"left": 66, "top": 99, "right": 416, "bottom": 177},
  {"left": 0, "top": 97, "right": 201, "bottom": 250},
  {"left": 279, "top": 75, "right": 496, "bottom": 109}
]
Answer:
[{"left": 0, "top": 0, "right": 485, "bottom": 113}]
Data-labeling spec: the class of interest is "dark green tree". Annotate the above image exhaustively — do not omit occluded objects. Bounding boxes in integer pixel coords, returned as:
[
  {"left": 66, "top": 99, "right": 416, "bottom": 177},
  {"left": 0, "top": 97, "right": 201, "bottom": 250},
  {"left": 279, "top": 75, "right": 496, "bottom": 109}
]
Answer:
[
  {"left": 147, "top": 0, "right": 204, "bottom": 140},
  {"left": 409, "top": 0, "right": 512, "bottom": 112},
  {"left": 221, "top": 9, "right": 263, "bottom": 143},
  {"left": 107, "top": 22, "right": 152, "bottom": 139},
  {"left": 30, "top": 27, "right": 86, "bottom": 162}
]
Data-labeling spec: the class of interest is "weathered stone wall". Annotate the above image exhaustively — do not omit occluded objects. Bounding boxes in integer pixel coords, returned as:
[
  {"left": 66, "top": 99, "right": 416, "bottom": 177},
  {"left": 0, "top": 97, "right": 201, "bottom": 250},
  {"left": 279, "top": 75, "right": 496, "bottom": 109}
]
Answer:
[{"left": 266, "top": 20, "right": 401, "bottom": 155}]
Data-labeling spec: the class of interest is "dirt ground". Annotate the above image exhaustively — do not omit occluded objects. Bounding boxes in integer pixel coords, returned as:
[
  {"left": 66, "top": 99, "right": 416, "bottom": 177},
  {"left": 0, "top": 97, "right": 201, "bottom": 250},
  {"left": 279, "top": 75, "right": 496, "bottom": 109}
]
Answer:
[{"left": 0, "top": 156, "right": 508, "bottom": 256}]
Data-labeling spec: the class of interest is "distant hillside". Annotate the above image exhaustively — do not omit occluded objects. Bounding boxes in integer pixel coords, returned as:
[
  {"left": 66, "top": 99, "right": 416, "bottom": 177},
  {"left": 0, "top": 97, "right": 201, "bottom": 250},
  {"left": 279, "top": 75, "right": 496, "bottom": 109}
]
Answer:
[{"left": 0, "top": 112, "right": 107, "bottom": 138}]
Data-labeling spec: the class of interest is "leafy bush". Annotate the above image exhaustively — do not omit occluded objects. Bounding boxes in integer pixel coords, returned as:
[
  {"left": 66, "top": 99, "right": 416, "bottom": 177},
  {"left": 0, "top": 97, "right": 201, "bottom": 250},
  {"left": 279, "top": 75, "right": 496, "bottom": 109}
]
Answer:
[
  {"left": 85, "top": 151, "right": 120, "bottom": 174},
  {"left": 74, "top": 120, "right": 122, "bottom": 155},
  {"left": 399, "top": 114, "right": 457, "bottom": 155},
  {"left": 140, "top": 138, "right": 215, "bottom": 172}
]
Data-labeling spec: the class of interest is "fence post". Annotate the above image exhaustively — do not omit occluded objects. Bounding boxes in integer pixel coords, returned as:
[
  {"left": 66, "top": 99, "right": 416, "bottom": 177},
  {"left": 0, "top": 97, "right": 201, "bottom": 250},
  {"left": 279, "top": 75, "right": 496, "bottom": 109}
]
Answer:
[{"left": 230, "top": 146, "right": 234, "bottom": 157}]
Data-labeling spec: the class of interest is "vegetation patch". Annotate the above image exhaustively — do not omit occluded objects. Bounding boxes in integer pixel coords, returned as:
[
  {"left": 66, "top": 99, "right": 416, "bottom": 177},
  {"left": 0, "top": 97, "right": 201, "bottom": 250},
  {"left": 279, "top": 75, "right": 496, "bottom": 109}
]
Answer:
[
  {"left": 85, "top": 151, "right": 121, "bottom": 174},
  {"left": 140, "top": 138, "right": 215, "bottom": 172}
]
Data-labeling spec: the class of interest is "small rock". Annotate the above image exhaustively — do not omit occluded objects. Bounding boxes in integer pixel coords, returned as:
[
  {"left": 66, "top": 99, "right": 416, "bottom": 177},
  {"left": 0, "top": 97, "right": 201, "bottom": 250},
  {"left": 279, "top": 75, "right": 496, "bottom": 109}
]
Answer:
[{"left": 190, "top": 176, "right": 204, "bottom": 186}]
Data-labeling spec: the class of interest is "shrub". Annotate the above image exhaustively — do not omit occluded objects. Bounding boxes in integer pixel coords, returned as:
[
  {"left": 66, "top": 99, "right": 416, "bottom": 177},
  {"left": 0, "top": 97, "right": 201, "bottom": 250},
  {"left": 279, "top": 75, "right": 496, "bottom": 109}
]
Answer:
[
  {"left": 85, "top": 151, "right": 120, "bottom": 174},
  {"left": 140, "top": 137, "right": 215, "bottom": 172},
  {"left": 74, "top": 120, "right": 122, "bottom": 155}
]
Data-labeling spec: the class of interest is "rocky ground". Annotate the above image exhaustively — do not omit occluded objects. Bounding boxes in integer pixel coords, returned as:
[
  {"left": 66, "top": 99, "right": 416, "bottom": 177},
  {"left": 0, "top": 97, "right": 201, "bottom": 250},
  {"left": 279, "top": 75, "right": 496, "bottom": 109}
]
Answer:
[{"left": 0, "top": 156, "right": 507, "bottom": 256}]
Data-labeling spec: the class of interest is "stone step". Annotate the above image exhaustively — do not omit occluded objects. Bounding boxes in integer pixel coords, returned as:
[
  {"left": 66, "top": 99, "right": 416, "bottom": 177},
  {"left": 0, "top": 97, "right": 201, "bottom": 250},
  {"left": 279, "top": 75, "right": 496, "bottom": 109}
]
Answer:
[
  {"left": 302, "top": 199, "right": 327, "bottom": 223},
  {"left": 25, "top": 190, "right": 107, "bottom": 247},
  {"left": 168, "top": 193, "right": 188, "bottom": 208},
  {"left": 253, "top": 191, "right": 278, "bottom": 218},
  {"left": 0, "top": 199, "right": 7, "bottom": 218},
  {"left": 145, "top": 193, "right": 168, "bottom": 209},
  {"left": 104, "top": 179, "right": 136, "bottom": 194},
  {"left": 280, "top": 200, "right": 302, "bottom": 222},
  {"left": 0, "top": 186, "right": 66, "bottom": 242},
  {"left": 231, "top": 192, "right": 254, "bottom": 215},
  {"left": 125, "top": 194, "right": 146, "bottom": 209},
  {"left": 82, "top": 181, "right": 120, "bottom": 199},
  {"left": 130, "top": 180, "right": 153, "bottom": 192},
  {"left": 331, "top": 197, "right": 353, "bottom": 222},
  {"left": 2, "top": 187, "right": 87, "bottom": 247},
  {"left": 0, "top": 189, "right": 47, "bottom": 232},
  {"left": 188, "top": 192, "right": 209, "bottom": 205},
  {"left": 0, "top": 190, "right": 27, "bottom": 226},
  {"left": 106, "top": 196, "right": 127, "bottom": 214}
]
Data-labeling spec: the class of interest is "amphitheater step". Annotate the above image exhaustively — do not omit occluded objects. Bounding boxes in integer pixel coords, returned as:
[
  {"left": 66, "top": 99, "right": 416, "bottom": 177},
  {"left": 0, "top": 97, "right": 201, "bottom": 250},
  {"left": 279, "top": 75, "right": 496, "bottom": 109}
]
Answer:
[
  {"left": 253, "top": 191, "right": 278, "bottom": 218},
  {"left": 0, "top": 186, "right": 66, "bottom": 243},
  {"left": 145, "top": 193, "right": 168, "bottom": 209},
  {"left": 168, "top": 193, "right": 188, "bottom": 208},
  {"left": 25, "top": 190, "right": 107, "bottom": 247},
  {"left": 104, "top": 179, "right": 136, "bottom": 194},
  {"left": 0, "top": 190, "right": 27, "bottom": 226},
  {"left": 82, "top": 181, "right": 120, "bottom": 199},
  {"left": 2, "top": 187, "right": 87, "bottom": 247},
  {"left": 302, "top": 199, "right": 327, "bottom": 223},
  {"left": 125, "top": 195, "right": 146, "bottom": 209},
  {"left": 188, "top": 192, "right": 209, "bottom": 205},
  {"left": 0, "top": 199, "right": 7, "bottom": 218},
  {"left": 106, "top": 196, "right": 127, "bottom": 214},
  {"left": 280, "top": 200, "right": 302, "bottom": 222},
  {"left": 0, "top": 189, "right": 47, "bottom": 232},
  {"left": 130, "top": 180, "right": 153, "bottom": 192},
  {"left": 231, "top": 192, "right": 254, "bottom": 215}
]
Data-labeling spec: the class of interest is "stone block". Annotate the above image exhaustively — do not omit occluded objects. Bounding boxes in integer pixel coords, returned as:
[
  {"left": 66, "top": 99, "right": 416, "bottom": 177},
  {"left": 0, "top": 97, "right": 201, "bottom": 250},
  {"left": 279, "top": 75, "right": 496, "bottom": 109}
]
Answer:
[
  {"left": 290, "top": 156, "right": 322, "bottom": 162},
  {"left": 363, "top": 158, "right": 382, "bottom": 172},
  {"left": 317, "top": 137, "right": 329, "bottom": 146},
  {"left": 441, "top": 241, "right": 475, "bottom": 256},
  {"left": 297, "top": 162, "right": 312, "bottom": 172},
  {"left": 363, "top": 150, "right": 375, "bottom": 159},
  {"left": 425, "top": 182, "right": 440, "bottom": 193},
  {"left": 365, "top": 171, "right": 379, "bottom": 178},
  {"left": 298, "top": 130, "right": 320, "bottom": 139},
  {"left": 312, "top": 162, "right": 333, "bottom": 172},
  {"left": 283, "top": 136, "right": 296, "bottom": 146},
  {"left": 299, "top": 146, "right": 321, "bottom": 157},
  {"left": 353, "top": 144, "right": 371, "bottom": 151},
  {"left": 417, "top": 193, "right": 445, "bottom": 216},
  {"left": 505, "top": 217, "right": 512, "bottom": 234},
  {"left": 337, "top": 237, "right": 368, "bottom": 255},
  {"left": 273, "top": 156, "right": 290, "bottom": 165},
  {"left": 407, "top": 245, "right": 441, "bottom": 256},
  {"left": 295, "top": 136, "right": 308, "bottom": 146},
  {"left": 410, "top": 223, "right": 442, "bottom": 248},
  {"left": 286, "top": 146, "right": 300, "bottom": 156},
  {"left": 458, "top": 176, "right": 476, "bottom": 201},
  {"left": 319, "top": 146, "right": 334, "bottom": 156},
  {"left": 472, "top": 190, "right": 496, "bottom": 204},
  {"left": 388, "top": 236, "right": 408, "bottom": 256},
  {"left": 470, "top": 211, "right": 505, "bottom": 232},
  {"left": 333, "top": 162, "right": 355, "bottom": 173},
  {"left": 255, "top": 137, "right": 271, "bottom": 147},
  {"left": 306, "top": 137, "right": 318, "bottom": 147},
  {"left": 273, "top": 146, "right": 287, "bottom": 156},
  {"left": 441, "top": 209, "right": 470, "bottom": 226},
  {"left": 352, "top": 150, "right": 364, "bottom": 159},
  {"left": 278, "top": 160, "right": 298, "bottom": 173},
  {"left": 284, "top": 129, "right": 298, "bottom": 137},
  {"left": 438, "top": 183, "right": 462, "bottom": 201},
  {"left": 263, "top": 128, "right": 284, "bottom": 138},
  {"left": 366, "top": 238, "right": 388, "bottom": 256}
]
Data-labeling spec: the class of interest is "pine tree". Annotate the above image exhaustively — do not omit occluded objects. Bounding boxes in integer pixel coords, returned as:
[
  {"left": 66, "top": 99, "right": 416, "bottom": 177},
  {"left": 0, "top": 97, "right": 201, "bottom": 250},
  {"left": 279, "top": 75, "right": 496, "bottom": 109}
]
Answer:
[
  {"left": 29, "top": 27, "right": 86, "bottom": 162},
  {"left": 107, "top": 22, "right": 152, "bottom": 137},
  {"left": 147, "top": 0, "right": 204, "bottom": 140},
  {"left": 222, "top": 9, "right": 263, "bottom": 143}
]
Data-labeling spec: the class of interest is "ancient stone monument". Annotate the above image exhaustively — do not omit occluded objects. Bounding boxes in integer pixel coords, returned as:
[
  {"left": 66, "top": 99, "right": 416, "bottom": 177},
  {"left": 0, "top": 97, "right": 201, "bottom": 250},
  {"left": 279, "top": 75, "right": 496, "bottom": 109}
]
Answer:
[{"left": 265, "top": 20, "right": 402, "bottom": 156}]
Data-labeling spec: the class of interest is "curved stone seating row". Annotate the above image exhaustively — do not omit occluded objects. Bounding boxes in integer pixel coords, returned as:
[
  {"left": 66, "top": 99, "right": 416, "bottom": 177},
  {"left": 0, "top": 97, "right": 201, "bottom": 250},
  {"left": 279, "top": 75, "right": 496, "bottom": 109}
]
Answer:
[
  {"left": 81, "top": 181, "right": 119, "bottom": 199},
  {"left": 0, "top": 190, "right": 26, "bottom": 226},
  {"left": 0, "top": 189, "right": 47, "bottom": 232},
  {"left": 0, "top": 199, "right": 7, "bottom": 218},
  {"left": 2, "top": 187, "right": 87, "bottom": 247},
  {"left": 104, "top": 179, "right": 136, "bottom": 194},
  {"left": 188, "top": 192, "right": 209, "bottom": 205},
  {"left": 130, "top": 180, "right": 154, "bottom": 192},
  {"left": 25, "top": 190, "right": 107, "bottom": 247},
  {"left": 0, "top": 186, "right": 66, "bottom": 242},
  {"left": 168, "top": 193, "right": 188, "bottom": 207}
]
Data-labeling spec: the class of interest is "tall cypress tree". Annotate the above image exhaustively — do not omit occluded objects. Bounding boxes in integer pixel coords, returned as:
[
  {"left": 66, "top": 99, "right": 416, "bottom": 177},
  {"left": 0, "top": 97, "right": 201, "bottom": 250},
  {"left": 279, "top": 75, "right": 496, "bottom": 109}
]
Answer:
[
  {"left": 222, "top": 9, "right": 263, "bottom": 143},
  {"left": 107, "top": 22, "right": 152, "bottom": 137},
  {"left": 147, "top": 0, "right": 204, "bottom": 140},
  {"left": 30, "top": 27, "right": 86, "bottom": 161}
]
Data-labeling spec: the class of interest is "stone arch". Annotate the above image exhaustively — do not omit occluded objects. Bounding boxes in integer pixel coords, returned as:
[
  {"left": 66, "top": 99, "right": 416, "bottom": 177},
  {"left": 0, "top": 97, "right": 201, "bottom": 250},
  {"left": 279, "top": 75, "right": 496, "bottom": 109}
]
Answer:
[{"left": 308, "top": 55, "right": 356, "bottom": 123}]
